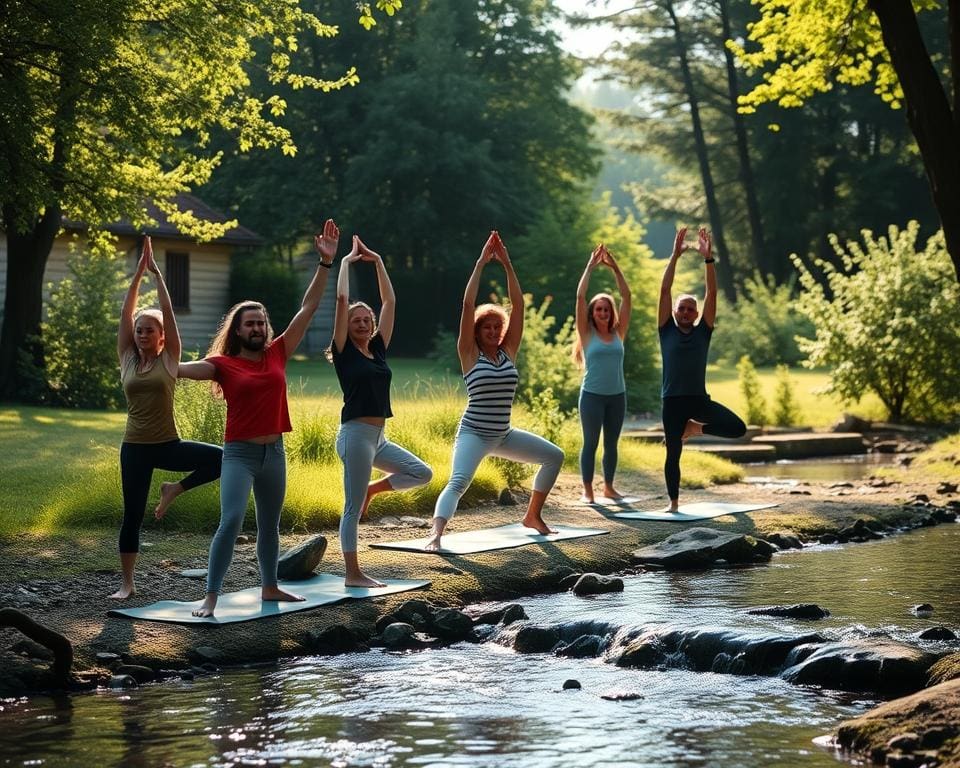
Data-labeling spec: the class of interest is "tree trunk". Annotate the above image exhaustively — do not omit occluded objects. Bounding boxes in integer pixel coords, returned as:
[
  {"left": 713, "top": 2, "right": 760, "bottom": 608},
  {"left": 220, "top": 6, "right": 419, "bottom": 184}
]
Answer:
[
  {"left": 665, "top": 0, "right": 738, "bottom": 302},
  {"left": 869, "top": 0, "right": 960, "bottom": 282},
  {"left": 0, "top": 206, "right": 60, "bottom": 399},
  {"left": 717, "top": 0, "right": 770, "bottom": 279}
]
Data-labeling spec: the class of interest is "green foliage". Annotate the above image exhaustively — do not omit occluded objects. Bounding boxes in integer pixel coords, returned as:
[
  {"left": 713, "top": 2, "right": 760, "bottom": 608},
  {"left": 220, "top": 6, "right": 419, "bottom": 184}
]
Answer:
[
  {"left": 229, "top": 253, "right": 303, "bottom": 334},
  {"left": 41, "top": 236, "right": 128, "bottom": 409},
  {"left": 711, "top": 274, "right": 814, "bottom": 366},
  {"left": 286, "top": 408, "right": 339, "bottom": 465},
  {"left": 737, "top": 355, "right": 767, "bottom": 426},
  {"left": 794, "top": 222, "right": 960, "bottom": 423},
  {"left": 772, "top": 365, "right": 801, "bottom": 427},
  {"left": 173, "top": 379, "right": 226, "bottom": 446},
  {"left": 514, "top": 295, "right": 580, "bottom": 413}
]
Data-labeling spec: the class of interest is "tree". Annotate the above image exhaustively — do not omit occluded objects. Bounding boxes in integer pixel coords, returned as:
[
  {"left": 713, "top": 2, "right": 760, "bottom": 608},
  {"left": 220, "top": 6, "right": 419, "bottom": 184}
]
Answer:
[
  {"left": 731, "top": 0, "right": 960, "bottom": 283},
  {"left": 793, "top": 222, "right": 960, "bottom": 423},
  {"left": 0, "top": 0, "right": 399, "bottom": 398}
]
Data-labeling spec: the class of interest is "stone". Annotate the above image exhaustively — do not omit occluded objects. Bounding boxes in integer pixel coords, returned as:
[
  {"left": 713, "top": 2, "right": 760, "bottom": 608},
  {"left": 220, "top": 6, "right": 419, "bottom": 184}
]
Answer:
[
  {"left": 180, "top": 568, "right": 208, "bottom": 580},
  {"left": 562, "top": 679, "right": 581, "bottom": 690},
  {"left": 375, "top": 613, "right": 400, "bottom": 634},
  {"left": 96, "top": 652, "right": 121, "bottom": 664},
  {"left": 873, "top": 441, "right": 901, "bottom": 454},
  {"left": 115, "top": 664, "right": 155, "bottom": 684},
  {"left": 571, "top": 574, "right": 624, "bottom": 596},
  {"left": 513, "top": 626, "right": 560, "bottom": 654},
  {"left": 631, "top": 527, "right": 774, "bottom": 569},
  {"left": 380, "top": 622, "right": 417, "bottom": 650},
  {"left": 765, "top": 531, "right": 803, "bottom": 550},
  {"left": 277, "top": 535, "right": 327, "bottom": 580},
  {"left": 471, "top": 604, "right": 527, "bottom": 627},
  {"left": 109, "top": 674, "right": 138, "bottom": 689},
  {"left": 303, "top": 624, "right": 360, "bottom": 655},
  {"left": 917, "top": 627, "right": 957, "bottom": 641},
  {"left": 557, "top": 573, "right": 583, "bottom": 591},
  {"left": 398, "top": 516, "right": 430, "bottom": 528},
  {"left": 937, "top": 482, "right": 958, "bottom": 494},
  {"left": 9, "top": 639, "right": 54, "bottom": 661},
  {"left": 431, "top": 608, "right": 474, "bottom": 641},
  {"left": 832, "top": 413, "right": 870, "bottom": 433},
  {"left": 539, "top": 565, "right": 579, "bottom": 588},
  {"left": 394, "top": 599, "right": 437, "bottom": 631},
  {"left": 819, "top": 533, "right": 839, "bottom": 545},
  {"left": 498, "top": 488, "right": 517, "bottom": 505},
  {"left": 747, "top": 604, "right": 830, "bottom": 620},
  {"left": 885, "top": 733, "right": 920, "bottom": 752},
  {"left": 235, "top": 534, "right": 254, "bottom": 544},
  {"left": 600, "top": 690, "right": 644, "bottom": 701},
  {"left": 188, "top": 646, "right": 226, "bottom": 665},
  {"left": 556, "top": 634, "right": 604, "bottom": 658},
  {"left": 501, "top": 604, "right": 527, "bottom": 626},
  {"left": 911, "top": 604, "right": 934, "bottom": 616}
]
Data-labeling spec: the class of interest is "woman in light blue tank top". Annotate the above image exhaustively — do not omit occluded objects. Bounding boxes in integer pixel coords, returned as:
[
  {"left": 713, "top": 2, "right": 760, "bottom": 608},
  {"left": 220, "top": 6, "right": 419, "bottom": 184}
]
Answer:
[{"left": 573, "top": 244, "right": 632, "bottom": 503}]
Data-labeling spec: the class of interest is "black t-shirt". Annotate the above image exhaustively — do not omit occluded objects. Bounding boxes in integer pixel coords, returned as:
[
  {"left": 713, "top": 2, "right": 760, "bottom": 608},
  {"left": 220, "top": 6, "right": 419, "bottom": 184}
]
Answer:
[
  {"left": 658, "top": 320, "right": 712, "bottom": 398},
  {"left": 332, "top": 333, "right": 393, "bottom": 423}
]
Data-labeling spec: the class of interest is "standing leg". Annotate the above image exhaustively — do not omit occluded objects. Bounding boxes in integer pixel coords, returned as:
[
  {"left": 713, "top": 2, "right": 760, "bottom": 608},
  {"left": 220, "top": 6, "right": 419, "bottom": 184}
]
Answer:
[
  {"left": 661, "top": 398, "right": 689, "bottom": 511},
  {"left": 254, "top": 438, "right": 302, "bottom": 603},
  {"left": 600, "top": 392, "right": 627, "bottom": 499},
  {"left": 154, "top": 439, "right": 223, "bottom": 519},
  {"left": 336, "top": 422, "right": 383, "bottom": 586},
  {"left": 492, "top": 428, "right": 565, "bottom": 534},
  {"left": 113, "top": 442, "right": 154, "bottom": 599},
  {"left": 578, "top": 389, "right": 604, "bottom": 502},
  {"left": 425, "top": 429, "right": 490, "bottom": 551}
]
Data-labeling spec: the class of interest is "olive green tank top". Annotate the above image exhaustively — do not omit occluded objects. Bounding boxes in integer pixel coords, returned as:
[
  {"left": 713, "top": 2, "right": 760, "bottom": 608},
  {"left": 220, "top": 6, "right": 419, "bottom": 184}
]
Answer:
[{"left": 120, "top": 350, "right": 179, "bottom": 443}]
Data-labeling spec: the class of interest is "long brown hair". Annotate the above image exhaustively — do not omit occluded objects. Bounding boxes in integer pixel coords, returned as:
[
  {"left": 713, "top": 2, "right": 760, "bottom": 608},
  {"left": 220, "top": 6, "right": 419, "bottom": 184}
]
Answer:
[
  {"left": 572, "top": 293, "right": 619, "bottom": 367},
  {"left": 207, "top": 301, "right": 274, "bottom": 358}
]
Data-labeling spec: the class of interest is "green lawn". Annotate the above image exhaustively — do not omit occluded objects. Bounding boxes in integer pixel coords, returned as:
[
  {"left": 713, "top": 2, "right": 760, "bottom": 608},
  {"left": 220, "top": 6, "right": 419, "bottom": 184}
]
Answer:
[{"left": 287, "top": 357, "right": 464, "bottom": 397}]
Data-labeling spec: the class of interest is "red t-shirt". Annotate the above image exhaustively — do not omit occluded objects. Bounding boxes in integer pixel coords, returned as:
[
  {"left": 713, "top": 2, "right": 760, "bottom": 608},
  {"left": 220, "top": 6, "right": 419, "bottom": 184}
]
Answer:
[{"left": 209, "top": 335, "right": 293, "bottom": 442}]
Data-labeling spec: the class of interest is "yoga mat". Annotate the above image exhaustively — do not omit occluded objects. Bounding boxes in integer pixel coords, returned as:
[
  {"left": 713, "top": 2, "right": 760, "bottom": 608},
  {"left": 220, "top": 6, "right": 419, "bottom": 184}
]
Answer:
[
  {"left": 585, "top": 495, "right": 651, "bottom": 507},
  {"left": 370, "top": 522, "right": 609, "bottom": 555},
  {"left": 612, "top": 501, "right": 778, "bottom": 522},
  {"left": 108, "top": 573, "right": 430, "bottom": 625}
]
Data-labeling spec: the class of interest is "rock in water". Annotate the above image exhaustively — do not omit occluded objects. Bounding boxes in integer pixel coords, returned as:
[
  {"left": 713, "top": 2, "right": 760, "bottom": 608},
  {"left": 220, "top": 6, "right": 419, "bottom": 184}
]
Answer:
[{"left": 631, "top": 527, "right": 774, "bottom": 569}]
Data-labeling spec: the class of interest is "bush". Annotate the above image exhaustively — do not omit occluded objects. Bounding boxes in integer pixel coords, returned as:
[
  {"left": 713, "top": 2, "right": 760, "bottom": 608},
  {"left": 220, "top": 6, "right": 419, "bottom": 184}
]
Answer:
[
  {"left": 772, "top": 364, "right": 800, "bottom": 427},
  {"left": 514, "top": 294, "right": 581, "bottom": 413},
  {"left": 794, "top": 222, "right": 960, "bottom": 423},
  {"left": 42, "top": 235, "right": 132, "bottom": 409},
  {"left": 737, "top": 355, "right": 767, "bottom": 426},
  {"left": 173, "top": 379, "right": 227, "bottom": 445},
  {"left": 710, "top": 273, "right": 814, "bottom": 366}
]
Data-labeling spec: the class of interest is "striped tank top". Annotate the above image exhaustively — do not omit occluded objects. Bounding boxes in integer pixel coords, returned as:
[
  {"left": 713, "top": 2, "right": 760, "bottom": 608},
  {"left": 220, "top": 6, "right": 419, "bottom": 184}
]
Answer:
[{"left": 460, "top": 348, "right": 519, "bottom": 436}]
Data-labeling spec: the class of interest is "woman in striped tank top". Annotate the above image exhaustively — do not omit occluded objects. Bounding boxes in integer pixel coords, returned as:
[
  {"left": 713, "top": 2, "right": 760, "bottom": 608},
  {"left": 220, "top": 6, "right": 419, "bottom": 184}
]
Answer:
[{"left": 424, "top": 232, "right": 564, "bottom": 552}]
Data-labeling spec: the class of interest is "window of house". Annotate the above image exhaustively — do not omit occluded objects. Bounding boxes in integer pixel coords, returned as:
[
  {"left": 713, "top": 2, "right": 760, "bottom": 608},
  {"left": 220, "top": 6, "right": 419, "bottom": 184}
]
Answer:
[{"left": 165, "top": 251, "right": 190, "bottom": 310}]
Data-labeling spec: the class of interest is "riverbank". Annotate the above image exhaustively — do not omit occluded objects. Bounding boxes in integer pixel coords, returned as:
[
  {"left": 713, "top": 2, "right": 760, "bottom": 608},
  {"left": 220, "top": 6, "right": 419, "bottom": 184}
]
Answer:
[{"left": 2, "top": 466, "right": 959, "bottom": 764}]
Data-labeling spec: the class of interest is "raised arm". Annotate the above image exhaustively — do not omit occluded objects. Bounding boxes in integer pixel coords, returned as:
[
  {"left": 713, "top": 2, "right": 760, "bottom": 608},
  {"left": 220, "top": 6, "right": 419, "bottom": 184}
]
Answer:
[
  {"left": 601, "top": 246, "right": 632, "bottom": 340},
  {"left": 457, "top": 233, "right": 497, "bottom": 371},
  {"left": 699, "top": 228, "right": 717, "bottom": 328},
  {"left": 658, "top": 227, "right": 687, "bottom": 328},
  {"left": 575, "top": 246, "right": 602, "bottom": 343},
  {"left": 142, "top": 239, "right": 182, "bottom": 376},
  {"left": 495, "top": 232, "right": 524, "bottom": 359},
  {"left": 282, "top": 218, "right": 339, "bottom": 359},
  {"left": 357, "top": 237, "right": 396, "bottom": 348},
  {"left": 118, "top": 239, "right": 148, "bottom": 362},
  {"left": 332, "top": 235, "right": 361, "bottom": 355}
]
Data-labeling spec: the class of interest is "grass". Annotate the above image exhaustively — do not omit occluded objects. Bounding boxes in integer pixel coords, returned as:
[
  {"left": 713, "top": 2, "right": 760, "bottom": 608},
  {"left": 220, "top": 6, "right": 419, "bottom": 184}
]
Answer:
[{"left": 880, "top": 432, "right": 960, "bottom": 484}]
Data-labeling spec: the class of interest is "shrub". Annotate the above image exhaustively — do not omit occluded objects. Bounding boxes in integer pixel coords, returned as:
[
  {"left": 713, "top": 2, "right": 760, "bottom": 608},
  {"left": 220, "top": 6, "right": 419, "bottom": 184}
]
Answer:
[
  {"left": 772, "top": 365, "right": 801, "bottom": 427},
  {"left": 794, "top": 222, "right": 960, "bottom": 423},
  {"left": 173, "top": 377, "right": 226, "bottom": 445},
  {"left": 737, "top": 355, "right": 767, "bottom": 426},
  {"left": 514, "top": 294, "right": 581, "bottom": 413}
]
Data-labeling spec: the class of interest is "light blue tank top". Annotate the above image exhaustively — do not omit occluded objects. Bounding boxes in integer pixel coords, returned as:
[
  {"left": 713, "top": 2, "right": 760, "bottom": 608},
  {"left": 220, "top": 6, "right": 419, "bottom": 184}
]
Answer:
[{"left": 581, "top": 332, "right": 626, "bottom": 395}]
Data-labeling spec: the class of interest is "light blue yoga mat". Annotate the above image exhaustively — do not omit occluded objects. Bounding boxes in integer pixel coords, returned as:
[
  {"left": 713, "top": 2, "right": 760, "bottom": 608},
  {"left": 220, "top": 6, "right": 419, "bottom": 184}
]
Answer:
[
  {"left": 108, "top": 573, "right": 430, "bottom": 625},
  {"left": 370, "top": 522, "right": 609, "bottom": 555},
  {"left": 612, "top": 501, "right": 778, "bottom": 522},
  {"left": 585, "top": 495, "right": 654, "bottom": 508}
]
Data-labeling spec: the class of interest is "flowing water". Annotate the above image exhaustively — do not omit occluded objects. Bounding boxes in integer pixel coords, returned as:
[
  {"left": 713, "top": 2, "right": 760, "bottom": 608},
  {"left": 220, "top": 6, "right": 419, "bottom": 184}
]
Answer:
[
  {"left": 2, "top": 524, "right": 958, "bottom": 768},
  {"left": 744, "top": 452, "right": 902, "bottom": 483}
]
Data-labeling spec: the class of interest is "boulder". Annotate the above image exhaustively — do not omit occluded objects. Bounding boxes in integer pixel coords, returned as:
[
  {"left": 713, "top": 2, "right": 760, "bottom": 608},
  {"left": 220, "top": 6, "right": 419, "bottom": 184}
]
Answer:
[
  {"left": 765, "top": 531, "right": 803, "bottom": 550},
  {"left": 393, "top": 599, "right": 438, "bottom": 630},
  {"left": 781, "top": 640, "right": 942, "bottom": 695},
  {"left": 276, "top": 535, "right": 327, "bottom": 580},
  {"left": 498, "top": 488, "right": 517, "bottom": 505},
  {"left": 513, "top": 626, "right": 560, "bottom": 654},
  {"left": 431, "top": 608, "right": 474, "bottom": 641},
  {"left": 832, "top": 413, "right": 871, "bottom": 433},
  {"left": 562, "top": 679, "right": 581, "bottom": 690},
  {"left": 631, "top": 527, "right": 774, "bottom": 569},
  {"left": 187, "top": 645, "right": 226, "bottom": 665},
  {"left": 379, "top": 622, "right": 418, "bottom": 650},
  {"left": 472, "top": 604, "right": 527, "bottom": 626},
  {"left": 918, "top": 627, "right": 957, "bottom": 642},
  {"left": 747, "top": 604, "right": 830, "bottom": 620},
  {"left": 108, "top": 674, "right": 138, "bottom": 689},
  {"left": 912, "top": 604, "right": 934, "bottom": 616},
  {"left": 555, "top": 634, "right": 605, "bottom": 658},
  {"left": 115, "top": 664, "right": 155, "bottom": 684},
  {"left": 571, "top": 573, "right": 624, "bottom": 596},
  {"left": 302, "top": 624, "right": 361, "bottom": 655},
  {"left": 600, "top": 690, "right": 644, "bottom": 701}
]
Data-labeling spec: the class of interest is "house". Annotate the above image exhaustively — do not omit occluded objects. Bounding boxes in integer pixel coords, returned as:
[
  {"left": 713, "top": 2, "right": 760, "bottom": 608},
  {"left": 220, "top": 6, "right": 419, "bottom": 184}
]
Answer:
[{"left": 0, "top": 194, "right": 336, "bottom": 355}]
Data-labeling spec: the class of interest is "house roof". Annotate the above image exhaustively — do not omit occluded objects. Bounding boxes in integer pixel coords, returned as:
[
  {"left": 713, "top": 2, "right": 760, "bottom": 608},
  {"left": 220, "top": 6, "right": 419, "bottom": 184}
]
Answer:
[{"left": 63, "top": 193, "right": 263, "bottom": 247}]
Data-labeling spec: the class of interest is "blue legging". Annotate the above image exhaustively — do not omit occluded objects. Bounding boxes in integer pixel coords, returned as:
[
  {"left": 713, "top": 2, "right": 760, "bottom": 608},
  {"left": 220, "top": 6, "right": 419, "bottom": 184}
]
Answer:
[
  {"left": 434, "top": 425, "right": 564, "bottom": 521},
  {"left": 578, "top": 390, "right": 626, "bottom": 487},
  {"left": 335, "top": 420, "right": 433, "bottom": 552},
  {"left": 205, "top": 439, "right": 286, "bottom": 594},
  {"left": 662, "top": 395, "right": 746, "bottom": 501},
  {"left": 119, "top": 439, "right": 222, "bottom": 553}
]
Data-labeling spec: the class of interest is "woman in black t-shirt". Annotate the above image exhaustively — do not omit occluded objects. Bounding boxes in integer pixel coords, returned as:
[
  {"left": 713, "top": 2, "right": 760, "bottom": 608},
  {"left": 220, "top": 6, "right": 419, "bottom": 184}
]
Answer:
[{"left": 329, "top": 235, "right": 432, "bottom": 587}]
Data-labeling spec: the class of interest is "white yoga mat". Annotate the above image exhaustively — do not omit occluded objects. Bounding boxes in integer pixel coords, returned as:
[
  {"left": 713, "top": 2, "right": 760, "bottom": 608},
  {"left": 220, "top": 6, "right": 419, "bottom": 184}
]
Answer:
[
  {"left": 108, "top": 573, "right": 430, "bottom": 625},
  {"left": 612, "top": 501, "right": 778, "bottom": 522},
  {"left": 370, "top": 522, "right": 609, "bottom": 555},
  {"left": 585, "top": 495, "right": 651, "bottom": 507}
]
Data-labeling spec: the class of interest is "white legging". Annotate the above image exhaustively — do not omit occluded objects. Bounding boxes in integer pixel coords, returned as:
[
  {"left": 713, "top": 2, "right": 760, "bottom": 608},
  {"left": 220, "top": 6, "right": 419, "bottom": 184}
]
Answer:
[
  {"left": 336, "top": 420, "right": 432, "bottom": 552},
  {"left": 433, "top": 425, "right": 564, "bottom": 521}
]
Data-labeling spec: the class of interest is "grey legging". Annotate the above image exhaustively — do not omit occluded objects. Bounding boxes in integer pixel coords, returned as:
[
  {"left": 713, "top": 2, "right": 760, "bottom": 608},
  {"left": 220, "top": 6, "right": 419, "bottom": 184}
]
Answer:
[
  {"left": 578, "top": 389, "right": 626, "bottom": 487},
  {"left": 434, "top": 425, "right": 564, "bottom": 521},
  {"left": 336, "top": 420, "right": 433, "bottom": 552},
  {"left": 205, "top": 438, "right": 286, "bottom": 594}
]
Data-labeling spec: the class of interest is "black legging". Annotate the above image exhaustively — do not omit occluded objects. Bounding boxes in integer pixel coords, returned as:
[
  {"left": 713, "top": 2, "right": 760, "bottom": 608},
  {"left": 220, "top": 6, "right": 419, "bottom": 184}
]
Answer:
[
  {"left": 662, "top": 396, "right": 746, "bottom": 501},
  {"left": 119, "top": 439, "right": 222, "bottom": 552}
]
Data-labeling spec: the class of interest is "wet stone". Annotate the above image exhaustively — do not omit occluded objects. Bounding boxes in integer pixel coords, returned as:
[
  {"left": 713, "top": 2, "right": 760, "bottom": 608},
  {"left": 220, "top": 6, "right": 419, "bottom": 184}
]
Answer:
[
  {"left": 911, "top": 604, "right": 934, "bottom": 616},
  {"left": 513, "top": 626, "right": 560, "bottom": 654},
  {"left": 747, "top": 604, "right": 830, "bottom": 620},
  {"left": 600, "top": 690, "right": 644, "bottom": 701},
  {"left": 431, "top": 608, "right": 474, "bottom": 641},
  {"left": 556, "top": 634, "right": 604, "bottom": 658},
  {"left": 109, "top": 674, "right": 138, "bottom": 689},
  {"left": 917, "top": 626, "right": 956, "bottom": 641},
  {"left": 562, "top": 679, "right": 582, "bottom": 690},
  {"left": 115, "top": 665, "right": 155, "bottom": 684},
  {"left": 572, "top": 574, "right": 624, "bottom": 596}
]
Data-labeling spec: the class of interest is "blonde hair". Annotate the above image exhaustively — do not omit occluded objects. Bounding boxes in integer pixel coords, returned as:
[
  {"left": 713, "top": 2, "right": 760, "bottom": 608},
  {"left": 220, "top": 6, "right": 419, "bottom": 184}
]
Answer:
[
  {"left": 132, "top": 309, "right": 165, "bottom": 361},
  {"left": 473, "top": 303, "right": 509, "bottom": 346},
  {"left": 572, "top": 293, "right": 619, "bottom": 367},
  {"left": 324, "top": 302, "right": 379, "bottom": 363}
]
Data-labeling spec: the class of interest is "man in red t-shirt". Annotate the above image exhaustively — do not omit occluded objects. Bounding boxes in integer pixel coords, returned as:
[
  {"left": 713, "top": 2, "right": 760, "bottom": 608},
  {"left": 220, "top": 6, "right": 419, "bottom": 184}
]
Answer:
[{"left": 179, "top": 219, "right": 339, "bottom": 617}]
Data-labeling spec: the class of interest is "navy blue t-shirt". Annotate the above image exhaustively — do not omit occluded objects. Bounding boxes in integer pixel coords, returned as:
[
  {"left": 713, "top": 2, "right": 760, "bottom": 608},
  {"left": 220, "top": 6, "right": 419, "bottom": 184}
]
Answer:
[
  {"left": 332, "top": 334, "right": 393, "bottom": 423},
  {"left": 659, "top": 320, "right": 712, "bottom": 398}
]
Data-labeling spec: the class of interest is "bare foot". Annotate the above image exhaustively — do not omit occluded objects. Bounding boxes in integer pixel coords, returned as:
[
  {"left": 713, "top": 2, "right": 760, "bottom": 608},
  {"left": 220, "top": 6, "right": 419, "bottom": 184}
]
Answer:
[
  {"left": 155, "top": 481, "right": 183, "bottom": 519},
  {"left": 192, "top": 595, "right": 217, "bottom": 617},
  {"left": 261, "top": 586, "right": 305, "bottom": 603},
  {"left": 108, "top": 585, "right": 135, "bottom": 599},
  {"left": 424, "top": 533, "right": 443, "bottom": 552},
  {"left": 681, "top": 419, "right": 704, "bottom": 442},
  {"left": 522, "top": 514, "right": 557, "bottom": 535},
  {"left": 344, "top": 573, "right": 387, "bottom": 588},
  {"left": 602, "top": 487, "right": 624, "bottom": 501},
  {"left": 580, "top": 495, "right": 596, "bottom": 504}
]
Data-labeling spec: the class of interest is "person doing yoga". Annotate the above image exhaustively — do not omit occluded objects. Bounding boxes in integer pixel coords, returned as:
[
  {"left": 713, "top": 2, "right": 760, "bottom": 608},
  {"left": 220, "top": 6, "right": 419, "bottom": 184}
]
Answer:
[
  {"left": 658, "top": 226, "right": 746, "bottom": 511},
  {"left": 330, "top": 235, "right": 432, "bottom": 587},
  {"left": 178, "top": 219, "right": 340, "bottom": 617},
  {"left": 424, "top": 231, "right": 564, "bottom": 552},
  {"left": 113, "top": 235, "right": 222, "bottom": 599}
]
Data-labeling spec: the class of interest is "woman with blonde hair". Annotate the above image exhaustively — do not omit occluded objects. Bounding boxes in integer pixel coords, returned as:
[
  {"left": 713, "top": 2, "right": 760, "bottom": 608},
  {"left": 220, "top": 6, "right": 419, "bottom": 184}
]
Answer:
[
  {"left": 178, "top": 219, "right": 340, "bottom": 617},
  {"left": 573, "top": 243, "right": 632, "bottom": 503},
  {"left": 113, "top": 236, "right": 222, "bottom": 599},
  {"left": 425, "top": 231, "right": 564, "bottom": 552},
  {"left": 330, "top": 235, "right": 432, "bottom": 586}
]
